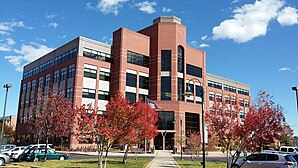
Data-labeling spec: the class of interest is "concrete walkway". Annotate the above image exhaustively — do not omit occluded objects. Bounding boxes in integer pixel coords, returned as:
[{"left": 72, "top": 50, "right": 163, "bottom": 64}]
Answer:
[{"left": 146, "top": 150, "right": 180, "bottom": 168}]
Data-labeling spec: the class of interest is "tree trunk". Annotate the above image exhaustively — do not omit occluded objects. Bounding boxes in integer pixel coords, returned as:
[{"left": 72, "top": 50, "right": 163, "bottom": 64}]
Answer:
[
  {"left": 122, "top": 144, "right": 129, "bottom": 164},
  {"left": 226, "top": 148, "right": 229, "bottom": 168},
  {"left": 104, "top": 141, "right": 111, "bottom": 168},
  {"left": 97, "top": 141, "right": 103, "bottom": 168},
  {"left": 44, "top": 136, "right": 48, "bottom": 161}
]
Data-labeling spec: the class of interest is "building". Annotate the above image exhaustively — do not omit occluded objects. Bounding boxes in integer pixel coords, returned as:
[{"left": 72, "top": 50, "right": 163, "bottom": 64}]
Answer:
[
  {"left": 16, "top": 16, "right": 250, "bottom": 149},
  {"left": 0, "top": 115, "right": 17, "bottom": 131}
]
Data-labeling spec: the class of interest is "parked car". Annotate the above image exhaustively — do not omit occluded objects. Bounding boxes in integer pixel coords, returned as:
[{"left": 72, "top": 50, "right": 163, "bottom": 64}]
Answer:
[
  {"left": 9, "top": 146, "right": 26, "bottom": 161},
  {"left": 19, "top": 144, "right": 54, "bottom": 162},
  {"left": 0, "top": 153, "right": 10, "bottom": 166},
  {"left": 0, "top": 144, "right": 16, "bottom": 151},
  {"left": 231, "top": 152, "right": 298, "bottom": 168},
  {"left": 20, "top": 147, "right": 68, "bottom": 162},
  {"left": 280, "top": 146, "right": 298, "bottom": 154}
]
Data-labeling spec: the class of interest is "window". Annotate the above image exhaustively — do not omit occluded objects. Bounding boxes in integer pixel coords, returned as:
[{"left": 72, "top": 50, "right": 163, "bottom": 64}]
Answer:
[
  {"left": 161, "top": 77, "right": 171, "bottom": 100},
  {"left": 27, "top": 82, "right": 31, "bottom": 92},
  {"left": 161, "top": 50, "right": 171, "bottom": 71},
  {"left": 53, "top": 73, "right": 59, "bottom": 84},
  {"left": 60, "top": 69, "right": 67, "bottom": 81},
  {"left": 185, "top": 112, "right": 200, "bottom": 135},
  {"left": 209, "top": 93, "right": 215, "bottom": 101},
  {"left": 98, "top": 90, "right": 110, "bottom": 100},
  {"left": 186, "top": 64, "right": 202, "bottom": 78},
  {"left": 68, "top": 67, "right": 75, "bottom": 79},
  {"left": 22, "top": 84, "right": 26, "bottom": 94},
  {"left": 223, "top": 84, "right": 236, "bottom": 93},
  {"left": 208, "top": 80, "right": 222, "bottom": 89},
  {"left": 126, "top": 73, "right": 137, "bottom": 87},
  {"left": 231, "top": 98, "right": 237, "bottom": 105},
  {"left": 240, "top": 112, "right": 244, "bottom": 119},
  {"left": 38, "top": 78, "right": 43, "bottom": 88},
  {"left": 82, "top": 88, "right": 96, "bottom": 99},
  {"left": 239, "top": 100, "right": 244, "bottom": 106},
  {"left": 66, "top": 88, "right": 73, "bottom": 100},
  {"left": 238, "top": 88, "right": 249, "bottom": 96},
  {"left": 84, "top": 68, "right": 97, "bottom": 79},
  {"left": 127, "top": 51, "right": 149, "bottom": 67},
  {"left": 225, "top": 97, "right": 230, "bottom": 104},
  {"left": 196, "top": 85, "right": 203, "bottom": 104},
  {"left": 244, "top": 101, "right": 249, "bottom": 107},
  {"left": 157, "top": 111, "right": 174, "bottom": 130},
  {"left": 99, "top": 71, "right": 110, "bottom": 81},
  {"left": 177, "top": 46, "right": 184, "bottom": 73},
  {"left": 31, "top": 80, "right": 36, "bottom": 91},
  {"left": 126, "top": 92, "right": 136, "bottom": 103},
  {"left": 45, "top": 74, "right": 50, "bottom": 86},
  {"left": 178, "top": 78, "right": 184, "bottom": 101},
  {"left": 139, "top": 76, "right": 149, "bottom": 89},
  {"left": 138, "top": 94, "right": 147, "bottom": 102},
  {"left": 216, "top": 95, "right": 222, "bottom": 102},
  {"left": 83, "top": 48, "right": 112, "bottom": 63}
]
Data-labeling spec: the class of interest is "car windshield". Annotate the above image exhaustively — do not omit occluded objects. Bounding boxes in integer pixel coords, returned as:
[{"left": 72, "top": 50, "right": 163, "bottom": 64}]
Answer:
[{"left": 285, "top": 155, "right": 296, "bottom": 162}]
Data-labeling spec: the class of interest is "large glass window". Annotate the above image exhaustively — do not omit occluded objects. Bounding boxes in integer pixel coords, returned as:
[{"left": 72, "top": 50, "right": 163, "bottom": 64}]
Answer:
[
  {"left": 161, "top": 50, "right": 171, "bottom": 71},
  {"left": 186, "top": 64, "right": 202, "bottom": 78},
  {"left": 139, "top": 76, "right": 149, "bottom": 89},
  {"left": 53, "top": 73, "right": 59, "bottom": 84},
  {"left": 45, "top": 74, "right": 50, "bottom": 86},
  {"left": 185, "top": 112, "right": 200, "bottom": 136},
  {"left": 208, "top": 80, "right": 222, "bottom": 89},
  {"left": 66, "top": 88, "right": 73, "bottom": 100},
  {"left": 68, "top": 67, "right": 75, "bottom": 79},
  {"left": 238, "top": 88, "right": 249, "bottom": 96},
  {"left": 178, "top": 78, "right": 184, "bottom": 101},
  {"left": 157, "top": 111, "right": 174, "bottom": 130},
  {"left": 195, "top": 85, "right": 203, "bottom": 104},
  {"left": 127, "top": 51, "right": 149, "bottom": 67},
  {"left": 126, "top": 92, "right": 136, "bottom": 103},
  {"left": 223, "top": 84, "right": 236, "bottom": 93},
  {"left": 38, "top": 78, "right": 43, "bottom": 88},
  {"left": 83, "top": 48, "right": 113, "bottom": 63},
  {"left": 178, "top": 46, "right": 184, "bottom": 73},
  {"left": 161, "top": 77, "right": 171, "bottom": 100},
  {"left": 84, "top": 68, "right": 97, "bottom": 79},
  {"left": 60, "top": 69, "right": 67, "bottom": 81},
  {"left": 82, "top": 88, "right": 96, "bottom": 99},
  {"left": 99, "top": 71, "right": 110, "bottom": 81},
  {"left": 31, "top": 80, "right": 36, "bottom": 91},
  {"left": 126, "top": 73, "right": 137, "bottom": 87}
]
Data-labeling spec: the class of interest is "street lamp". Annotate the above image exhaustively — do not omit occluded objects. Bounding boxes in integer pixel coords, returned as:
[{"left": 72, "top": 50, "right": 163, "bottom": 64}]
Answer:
[
  {"left": 184, "top": 78, "right": 205, "bottom": 168},
  {"left": 180, "top": 119, "right": 183, "bottom": 160},
  {"left": 292, "top": 86, "right": 298, "bottom": 123},
  {"left": 0, "top": 84, "right": 12, "bottom": 152}
]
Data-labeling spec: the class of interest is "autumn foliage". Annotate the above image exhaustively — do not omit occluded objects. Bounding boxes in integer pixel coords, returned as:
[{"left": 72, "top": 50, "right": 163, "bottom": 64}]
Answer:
[
  {"left": 76, "top": 92, "right": 158, "bottom": 168},
  {"left": 206, "top": 91, "right": 293, "bottom": 168}
]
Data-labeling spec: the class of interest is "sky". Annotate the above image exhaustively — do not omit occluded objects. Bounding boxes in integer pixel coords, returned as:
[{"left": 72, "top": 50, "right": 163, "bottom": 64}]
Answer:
[{"left": 0, "top": 0, "right": 298, "bottom": 134}]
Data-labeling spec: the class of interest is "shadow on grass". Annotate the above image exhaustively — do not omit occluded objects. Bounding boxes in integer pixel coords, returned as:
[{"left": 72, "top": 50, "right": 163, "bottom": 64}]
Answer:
[{"left": 73, "top": 160, "right": 123, "bottom": 165}]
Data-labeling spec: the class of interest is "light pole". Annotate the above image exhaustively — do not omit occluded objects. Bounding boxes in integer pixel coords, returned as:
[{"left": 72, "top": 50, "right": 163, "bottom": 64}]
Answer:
[
  {"left": 180, "top": 118, "right": 183, "bottom": 160},
  {"left": 184, "top": 78, "right": 205, "bottom": 168},
  {"left": 0, "top": 84, "right": 12, "bottom": 152},
  {"left": 292, "top": 86, "right": 298, "bottom": 123}
]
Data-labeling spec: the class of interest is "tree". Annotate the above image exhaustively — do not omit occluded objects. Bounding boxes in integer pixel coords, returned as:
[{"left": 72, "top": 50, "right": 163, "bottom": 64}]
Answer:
[
  {"left": 76, "top": 92, "right": 158, "bottom": 168},
  {"left": 28, "top": 89, "right": 76, "bottom": 161},
  {"left": 0, "top": 122, "right": 15, "bottom": 143},
  {"left": 206, "top": 91, "right": 294, "bottom": 168},
  {"left": 187, "top": 131, "right": 201, "bottom": 161}
]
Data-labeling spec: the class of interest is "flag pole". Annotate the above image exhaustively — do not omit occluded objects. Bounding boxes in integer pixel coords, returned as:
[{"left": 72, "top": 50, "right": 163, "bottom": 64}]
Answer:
[{"left": 144, "top": 96, "right": 147, "bottom": 154}]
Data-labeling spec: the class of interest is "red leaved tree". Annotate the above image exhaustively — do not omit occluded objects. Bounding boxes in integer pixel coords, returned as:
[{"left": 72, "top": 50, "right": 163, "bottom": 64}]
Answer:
[
  {"left": 76, "top": 92, "right": 158, "bottom": 168},
  {"left": 187, "top": 131, "right": 201, "bottom": 161},
  {"left": 28, "top": 89, "right": 76, "bottom": 161}
]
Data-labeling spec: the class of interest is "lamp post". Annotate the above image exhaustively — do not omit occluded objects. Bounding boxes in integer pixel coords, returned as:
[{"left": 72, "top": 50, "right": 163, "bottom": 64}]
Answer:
[
  {"left": 184, "top": 78, "right": 205, "bottom": 168},
  {"left": 292, "top": 86, "right": 298, "bottom": 123},
  {"left": 180, "top": 118, "right": 183, "bottom": 160},
  {"left": 0, "top": 84, "right": 12, "bottom": 152}
]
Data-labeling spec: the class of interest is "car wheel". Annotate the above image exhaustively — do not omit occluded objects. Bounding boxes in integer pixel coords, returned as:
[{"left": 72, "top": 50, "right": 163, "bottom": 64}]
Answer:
[
  {"left": 33, "top": 157, "right": 39, "bottom": 162},
  {"left": 59, "top": 156, "right": 65, "bottom": 160},
  {"left": 231, "top": 164, "right": 240, "bottom": 168},
  {"left": 0, "top": 158, "right": 4, "bottom": 166}
]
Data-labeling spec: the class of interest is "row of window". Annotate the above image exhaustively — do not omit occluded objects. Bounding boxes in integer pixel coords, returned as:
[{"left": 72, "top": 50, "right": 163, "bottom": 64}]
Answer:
[
  {"left": 223, "top": 84, "right": 237, "bottom": 93},
  {"left": 82, "top": 88, "right": 110, "bottom": 100},
  {"left": 208, "top": 80, "right": 222, "bottom": 89},
  {"left": 23, "top": 48, "right": 77, "bottom": 79},
  {"left": 83, "top": 47, "right": 113, "bottom": 63},
  {"left": 22, "top": 65, "right": 75, "bottom": 94},
  {"left": 209, "top": 93, "right": 249, "bottom": 106},
  {"left": 186, "top": 64, "right": 202, "bottom": 78},
  {"left": 83, "top": 67, "right": 111, "bottom": 81},
  {"left": 238, "top": 88, "right": 249, "bottom": 96},
  {"left": 127, "top": 51, "right": 149, "bottom": 68}
]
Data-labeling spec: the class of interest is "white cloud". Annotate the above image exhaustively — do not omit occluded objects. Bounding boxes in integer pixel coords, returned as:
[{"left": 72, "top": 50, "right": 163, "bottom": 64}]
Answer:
[
  {"left": 189, "top": 41, "right": 199, "bottom": 48},
  {"left": 212, "top": 0, "right": 285, "bottom": 43},
  {"left": 201, "top": 35, "right": 208, "bottom": 40},
  {"left": 45, "top": 14, "right": 57, "bottom": 19},
  {"left": 0, "top": 21, "right": 33, "bottom": 35},
  {"left": 135, "top": 1, "right": 157, "bottom": 14},
  {"left": 58, "top": 35, "right": 67, "bottom": 39},
  {"left": 199, "top": 43, "right": 210, "bottom": 48},
  {"left": 48, "top": 22, "right": 58, "bottom": 28},
  {"left": 87, "top": 0, "right": 128, "bottom": 16},
  {"left": 102, "top": 36, "right": 113, "bottom": 44},
  {"left": 277, "top": 6, "right": 298, "bottom": 26},
  {"left": 231, "top": 0, "right": 240, "bottom": 4},
  {"left": 0, "top": 45, "right": 11, "bottom": 52},
  {"left": 162, "top": 7, "right": 172, "bottom": 13},
  {"left": 4, "top": 43, "right": 53, "bottom": 72},
  {"left": 6, "top": 38, "right": 15, "bottom": 45},
  {"left": 35, "top": 38, "right": 47, "bottom": 42},
  {"left": 278, "top": 67, "right": 291, "bottom": 71}
]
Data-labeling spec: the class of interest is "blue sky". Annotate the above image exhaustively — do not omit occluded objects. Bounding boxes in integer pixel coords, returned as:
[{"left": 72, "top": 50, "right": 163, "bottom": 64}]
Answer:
[{"left": 1, "top": 0, "right": 298, "bottom": 134}]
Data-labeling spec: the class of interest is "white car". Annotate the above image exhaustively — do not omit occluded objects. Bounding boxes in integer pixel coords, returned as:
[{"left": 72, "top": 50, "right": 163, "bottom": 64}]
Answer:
[
  {"left": 0, "top": 153, "right": 10, "bottom": 166},
  {"left": 9, "top": 146, "right": 26, "bottom": 161}
]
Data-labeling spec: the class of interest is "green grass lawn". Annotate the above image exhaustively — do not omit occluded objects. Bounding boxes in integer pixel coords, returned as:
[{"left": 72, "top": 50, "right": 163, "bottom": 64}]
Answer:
[
  {"left": 176, "top": 160, "right": 227, "bottom": 168},
  {"left": 16, "top": 158, "right": 152, "bottom": 168}
]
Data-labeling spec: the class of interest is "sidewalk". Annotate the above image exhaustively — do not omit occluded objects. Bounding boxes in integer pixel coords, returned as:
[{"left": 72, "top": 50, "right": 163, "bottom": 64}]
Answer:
[{"left": 146, "top": 150, "right": 180, "bottom": 168}]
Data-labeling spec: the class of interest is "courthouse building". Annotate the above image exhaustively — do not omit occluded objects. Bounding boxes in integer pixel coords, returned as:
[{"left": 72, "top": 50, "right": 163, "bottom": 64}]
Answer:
[{"left": 16, "top": 16, "right": 250, "bottom": 149}]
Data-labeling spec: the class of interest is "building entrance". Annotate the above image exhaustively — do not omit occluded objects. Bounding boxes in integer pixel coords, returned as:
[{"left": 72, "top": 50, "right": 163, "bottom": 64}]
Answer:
[{"left": 154, "top": 132, "right": 174, "bottom": 150}]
